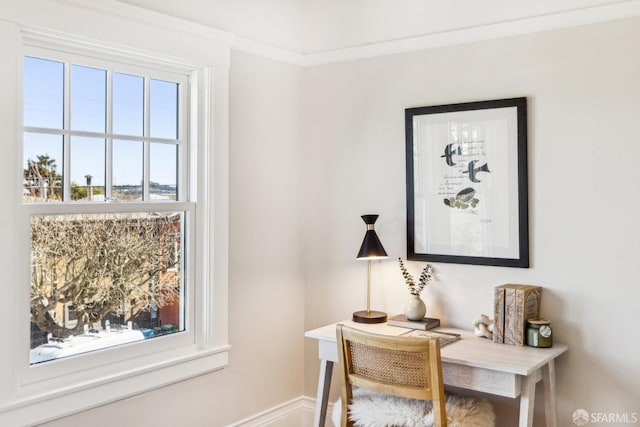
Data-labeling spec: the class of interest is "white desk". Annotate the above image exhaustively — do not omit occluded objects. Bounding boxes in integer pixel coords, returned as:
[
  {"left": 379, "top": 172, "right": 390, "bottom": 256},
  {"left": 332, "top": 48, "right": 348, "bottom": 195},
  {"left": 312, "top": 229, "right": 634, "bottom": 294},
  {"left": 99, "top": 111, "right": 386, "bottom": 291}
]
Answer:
[{"left": 305, "top": 320, "right": 567, "bottom": 427}]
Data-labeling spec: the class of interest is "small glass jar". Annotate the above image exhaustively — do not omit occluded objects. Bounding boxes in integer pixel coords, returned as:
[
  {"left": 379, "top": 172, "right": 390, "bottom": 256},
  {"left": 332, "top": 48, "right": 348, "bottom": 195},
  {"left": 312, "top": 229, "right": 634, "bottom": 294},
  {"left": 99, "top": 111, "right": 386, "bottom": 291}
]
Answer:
[{"left": 526, "top": 319, "right": 552, "bottom": 348}]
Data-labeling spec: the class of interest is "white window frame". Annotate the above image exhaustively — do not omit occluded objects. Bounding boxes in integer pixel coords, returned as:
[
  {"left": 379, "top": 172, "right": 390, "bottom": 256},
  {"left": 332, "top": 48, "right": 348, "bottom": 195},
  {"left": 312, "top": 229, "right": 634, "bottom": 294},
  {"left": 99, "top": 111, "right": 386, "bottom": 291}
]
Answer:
[{"left": 0, "top": 28, "right": 229, "bottom": 426}]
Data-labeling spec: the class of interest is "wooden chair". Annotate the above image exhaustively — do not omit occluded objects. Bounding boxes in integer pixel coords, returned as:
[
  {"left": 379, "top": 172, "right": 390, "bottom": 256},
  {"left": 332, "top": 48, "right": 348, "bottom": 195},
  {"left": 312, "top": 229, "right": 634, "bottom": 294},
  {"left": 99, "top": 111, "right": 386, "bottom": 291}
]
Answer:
[{"left": 335, "top": 324, "right": 494, "bottom": 427}]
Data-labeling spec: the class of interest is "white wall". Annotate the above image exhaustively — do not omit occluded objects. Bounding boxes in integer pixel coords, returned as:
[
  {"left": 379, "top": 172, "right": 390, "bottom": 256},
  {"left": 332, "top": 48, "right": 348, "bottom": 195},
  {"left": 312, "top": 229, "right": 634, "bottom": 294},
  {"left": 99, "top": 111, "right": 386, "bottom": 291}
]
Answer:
[{"left": 302, "top": 17, "right": 640, "bottom": 426}]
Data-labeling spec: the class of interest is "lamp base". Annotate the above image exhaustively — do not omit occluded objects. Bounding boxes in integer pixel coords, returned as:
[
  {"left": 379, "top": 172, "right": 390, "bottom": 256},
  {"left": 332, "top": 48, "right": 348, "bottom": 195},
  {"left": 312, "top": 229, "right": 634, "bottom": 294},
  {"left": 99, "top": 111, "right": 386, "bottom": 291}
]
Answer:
[{"left": 352, "top": 310, "right": 387, "bottom": 324}]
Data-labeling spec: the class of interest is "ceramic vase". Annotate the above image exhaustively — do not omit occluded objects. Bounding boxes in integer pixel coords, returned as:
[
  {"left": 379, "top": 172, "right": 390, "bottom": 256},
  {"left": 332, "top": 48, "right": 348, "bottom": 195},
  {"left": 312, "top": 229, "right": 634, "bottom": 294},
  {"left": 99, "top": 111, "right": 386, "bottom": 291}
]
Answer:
[{"left": 404, "top": 295, "right": 426, "bottom": 320}]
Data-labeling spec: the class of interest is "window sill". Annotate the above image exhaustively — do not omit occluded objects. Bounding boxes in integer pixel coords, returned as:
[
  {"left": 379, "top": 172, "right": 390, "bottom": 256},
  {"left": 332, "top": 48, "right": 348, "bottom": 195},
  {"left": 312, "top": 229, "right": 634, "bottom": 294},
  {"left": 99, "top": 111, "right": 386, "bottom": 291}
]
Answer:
[{"left": 0, "top": 345, "right": 230, "bottom": 426}]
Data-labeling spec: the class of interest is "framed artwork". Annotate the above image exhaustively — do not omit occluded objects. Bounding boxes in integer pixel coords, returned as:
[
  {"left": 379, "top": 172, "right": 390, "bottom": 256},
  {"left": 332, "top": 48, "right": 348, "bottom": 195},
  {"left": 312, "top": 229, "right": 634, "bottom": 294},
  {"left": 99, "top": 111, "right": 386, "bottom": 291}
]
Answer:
[{"left": 405, "top": 97, "right": 529, "bottom": 268}]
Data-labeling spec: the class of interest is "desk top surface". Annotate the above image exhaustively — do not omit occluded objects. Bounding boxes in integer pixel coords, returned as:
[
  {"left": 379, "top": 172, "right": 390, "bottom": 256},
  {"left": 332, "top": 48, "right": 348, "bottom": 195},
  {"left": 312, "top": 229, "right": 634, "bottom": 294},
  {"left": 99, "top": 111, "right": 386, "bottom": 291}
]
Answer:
[{"left": 305, "top": 320, "right": 568, "bottom": 376}]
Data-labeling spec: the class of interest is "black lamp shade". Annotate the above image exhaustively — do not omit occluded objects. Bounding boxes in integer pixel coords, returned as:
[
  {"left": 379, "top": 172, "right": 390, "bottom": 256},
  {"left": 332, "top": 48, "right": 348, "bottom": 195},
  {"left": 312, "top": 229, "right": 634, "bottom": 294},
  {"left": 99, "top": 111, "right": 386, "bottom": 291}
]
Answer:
[{"left": 357, "top": 215, "right": 388, "bottom": 259}]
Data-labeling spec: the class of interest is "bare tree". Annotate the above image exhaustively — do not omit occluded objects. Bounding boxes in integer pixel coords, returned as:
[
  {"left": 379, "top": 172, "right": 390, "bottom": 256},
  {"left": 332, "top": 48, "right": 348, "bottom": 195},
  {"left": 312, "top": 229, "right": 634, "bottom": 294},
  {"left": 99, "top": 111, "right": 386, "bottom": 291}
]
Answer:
[{"left": 30, "top": 213, "right": 181, "bottom": 338}]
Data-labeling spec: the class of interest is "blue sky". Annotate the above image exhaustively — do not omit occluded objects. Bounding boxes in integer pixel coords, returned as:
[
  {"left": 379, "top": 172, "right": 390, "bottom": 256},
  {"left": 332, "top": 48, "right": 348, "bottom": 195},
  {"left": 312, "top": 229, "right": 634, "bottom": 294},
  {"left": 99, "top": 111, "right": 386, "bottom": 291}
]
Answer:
[{"left": 23, "top": 57, "right": 179, "bottom": 188}]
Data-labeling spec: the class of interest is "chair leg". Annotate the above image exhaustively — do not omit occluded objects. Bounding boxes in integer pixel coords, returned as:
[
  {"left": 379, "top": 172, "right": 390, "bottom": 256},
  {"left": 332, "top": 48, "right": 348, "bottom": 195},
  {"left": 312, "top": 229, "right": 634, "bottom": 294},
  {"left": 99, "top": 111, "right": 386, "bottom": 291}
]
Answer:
[
  {"left": 341, "top": 386, "right": 353, "bottom": 427},
  {"left": 432, "top": 397, "right": 447, "bottom": 427}
]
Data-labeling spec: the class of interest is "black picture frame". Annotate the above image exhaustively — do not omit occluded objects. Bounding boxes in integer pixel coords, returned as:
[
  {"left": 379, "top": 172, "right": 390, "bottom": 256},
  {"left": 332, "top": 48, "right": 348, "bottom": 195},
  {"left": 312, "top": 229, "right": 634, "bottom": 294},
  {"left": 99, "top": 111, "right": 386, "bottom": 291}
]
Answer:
[{"left": 405, "top": 97, "right": 529, "bottom": 268}]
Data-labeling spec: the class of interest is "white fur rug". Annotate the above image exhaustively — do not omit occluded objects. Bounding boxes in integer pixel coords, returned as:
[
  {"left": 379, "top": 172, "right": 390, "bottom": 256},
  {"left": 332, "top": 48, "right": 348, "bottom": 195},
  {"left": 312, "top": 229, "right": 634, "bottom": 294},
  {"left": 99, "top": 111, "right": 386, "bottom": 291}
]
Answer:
[{"left": 331, "top": 388, "right": 495, "bottom": 427}]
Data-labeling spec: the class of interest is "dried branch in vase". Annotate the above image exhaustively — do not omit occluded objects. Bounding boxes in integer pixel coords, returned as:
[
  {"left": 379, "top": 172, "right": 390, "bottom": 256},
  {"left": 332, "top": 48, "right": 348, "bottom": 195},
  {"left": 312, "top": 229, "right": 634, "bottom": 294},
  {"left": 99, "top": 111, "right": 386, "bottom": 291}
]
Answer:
[{"left": 398, "top": 258, "right": 434, "bottom": 296}]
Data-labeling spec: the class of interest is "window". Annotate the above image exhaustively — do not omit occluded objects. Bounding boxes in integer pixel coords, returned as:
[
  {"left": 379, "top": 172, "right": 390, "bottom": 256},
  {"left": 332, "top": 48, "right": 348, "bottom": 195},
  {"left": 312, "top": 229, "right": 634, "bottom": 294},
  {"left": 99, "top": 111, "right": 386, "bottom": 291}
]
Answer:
[
  {"left": 2, "top": 26, "right": 229, "bottom": 424},
  {"left": 24, "top": 54, "right": 188, "bottom": 364},
  {"left": 29, "top": 211, "right": 185, "bottom": 364}
]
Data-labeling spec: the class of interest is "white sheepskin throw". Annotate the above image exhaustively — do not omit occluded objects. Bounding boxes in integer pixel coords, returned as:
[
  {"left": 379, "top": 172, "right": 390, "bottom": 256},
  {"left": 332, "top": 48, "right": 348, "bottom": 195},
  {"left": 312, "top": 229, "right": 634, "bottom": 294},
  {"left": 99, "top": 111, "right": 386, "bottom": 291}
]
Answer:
[{"left": 331, "top": 388, "right": 495, "bottom": 427}]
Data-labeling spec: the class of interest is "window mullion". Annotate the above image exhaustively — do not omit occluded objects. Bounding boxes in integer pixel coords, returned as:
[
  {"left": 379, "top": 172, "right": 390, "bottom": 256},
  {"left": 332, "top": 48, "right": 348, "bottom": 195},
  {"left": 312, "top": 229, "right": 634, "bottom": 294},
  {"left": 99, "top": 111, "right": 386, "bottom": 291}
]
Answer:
[
  {"left": 63, "top": 61, "right": 71, "bottom": 202},
  {"left": 178, "top": 80, "right": 187, "bottom": 202},
  {"left": 105, "top": 69, "right": 113, "bottom": 200},
  {"left": 143, "top": 77, "right": 151, "bottom": 200}
]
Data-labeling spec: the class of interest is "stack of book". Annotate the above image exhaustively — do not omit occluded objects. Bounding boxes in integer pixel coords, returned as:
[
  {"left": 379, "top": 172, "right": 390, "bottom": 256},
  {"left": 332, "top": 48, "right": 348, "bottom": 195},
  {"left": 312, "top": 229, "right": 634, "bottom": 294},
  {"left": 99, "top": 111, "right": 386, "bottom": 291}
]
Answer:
[
  {"left": 493, "top": 284, "right": 542, "bottom": 345},
  {"left": 387, "top": 314, "right": 440, "bottom": 330}
]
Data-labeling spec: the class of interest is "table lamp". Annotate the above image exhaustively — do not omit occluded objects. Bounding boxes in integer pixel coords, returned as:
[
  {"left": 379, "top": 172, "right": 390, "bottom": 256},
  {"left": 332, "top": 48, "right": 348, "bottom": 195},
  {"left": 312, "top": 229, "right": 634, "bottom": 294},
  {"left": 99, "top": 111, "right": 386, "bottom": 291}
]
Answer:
[{"left": 353, "top": 214, "right": 388, "bottom": 324}]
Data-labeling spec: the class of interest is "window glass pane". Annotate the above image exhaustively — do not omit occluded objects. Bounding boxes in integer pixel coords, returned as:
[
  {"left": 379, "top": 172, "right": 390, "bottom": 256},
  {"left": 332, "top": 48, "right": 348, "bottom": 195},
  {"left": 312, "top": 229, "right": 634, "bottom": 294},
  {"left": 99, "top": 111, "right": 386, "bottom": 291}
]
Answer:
[
  {"left": 113, "top": 73, "right": 143, "bottom": 136},
  {"left": 71, "top": 65, "right": 106, "bottom": 133},
  {"left": 24, "top": 57, "right": 64, "bottom": 129},
  {"left": 30, "top": 212, "right": 185, "bottom": 365},
  {"left": 23, "top": 133, "right": 63, "bottom": 202},
  {"left": 150, "top": 143, "right": 177, "bottom": 200},
  {"left": 70, "top": 137, "right": 105, "bottom": 201},
  {"left": 113, "top": 139, "right": 143, "bottom": 201},
  {"left": 150, "top": 79, "right": 178, "bottom": 139}
]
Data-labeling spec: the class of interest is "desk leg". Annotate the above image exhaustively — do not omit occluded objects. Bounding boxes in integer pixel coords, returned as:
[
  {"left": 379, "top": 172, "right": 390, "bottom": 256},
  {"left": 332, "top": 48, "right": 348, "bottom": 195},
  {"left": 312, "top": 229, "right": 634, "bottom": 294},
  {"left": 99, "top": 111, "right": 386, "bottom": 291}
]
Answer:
[
  {"left": 313, "top": 359, "right": 334, "bottom": 427},
  {"left": 543, "top": 360, "right": 557, "bottom": 427},
  {"left": 519, "top": 373, "right": 537, "bottom": 427}
]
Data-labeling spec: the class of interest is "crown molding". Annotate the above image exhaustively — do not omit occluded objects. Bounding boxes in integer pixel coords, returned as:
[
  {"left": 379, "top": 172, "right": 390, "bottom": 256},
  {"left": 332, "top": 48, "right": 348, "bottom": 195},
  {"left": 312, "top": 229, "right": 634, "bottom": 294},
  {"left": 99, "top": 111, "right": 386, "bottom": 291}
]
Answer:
[
  {"left": 56, "top": 0, "right": 236, "bottom": 46},
  {"left": 233, "top": 37, "right": 306, "bottom": 66},
  {"left": 48, "top": 0, "right": 640, "bottom": 66},
  {"left": 234, "top": 0, "right": 640, "bottom": 66}
]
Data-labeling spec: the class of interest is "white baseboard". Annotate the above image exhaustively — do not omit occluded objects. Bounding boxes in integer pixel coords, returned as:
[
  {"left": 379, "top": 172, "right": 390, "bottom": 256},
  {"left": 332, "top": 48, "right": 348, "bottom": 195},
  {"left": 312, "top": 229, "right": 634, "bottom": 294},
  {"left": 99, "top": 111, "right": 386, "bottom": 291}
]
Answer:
[{"left": 228, "top": 396, "right": 333, "bottom": 427}]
